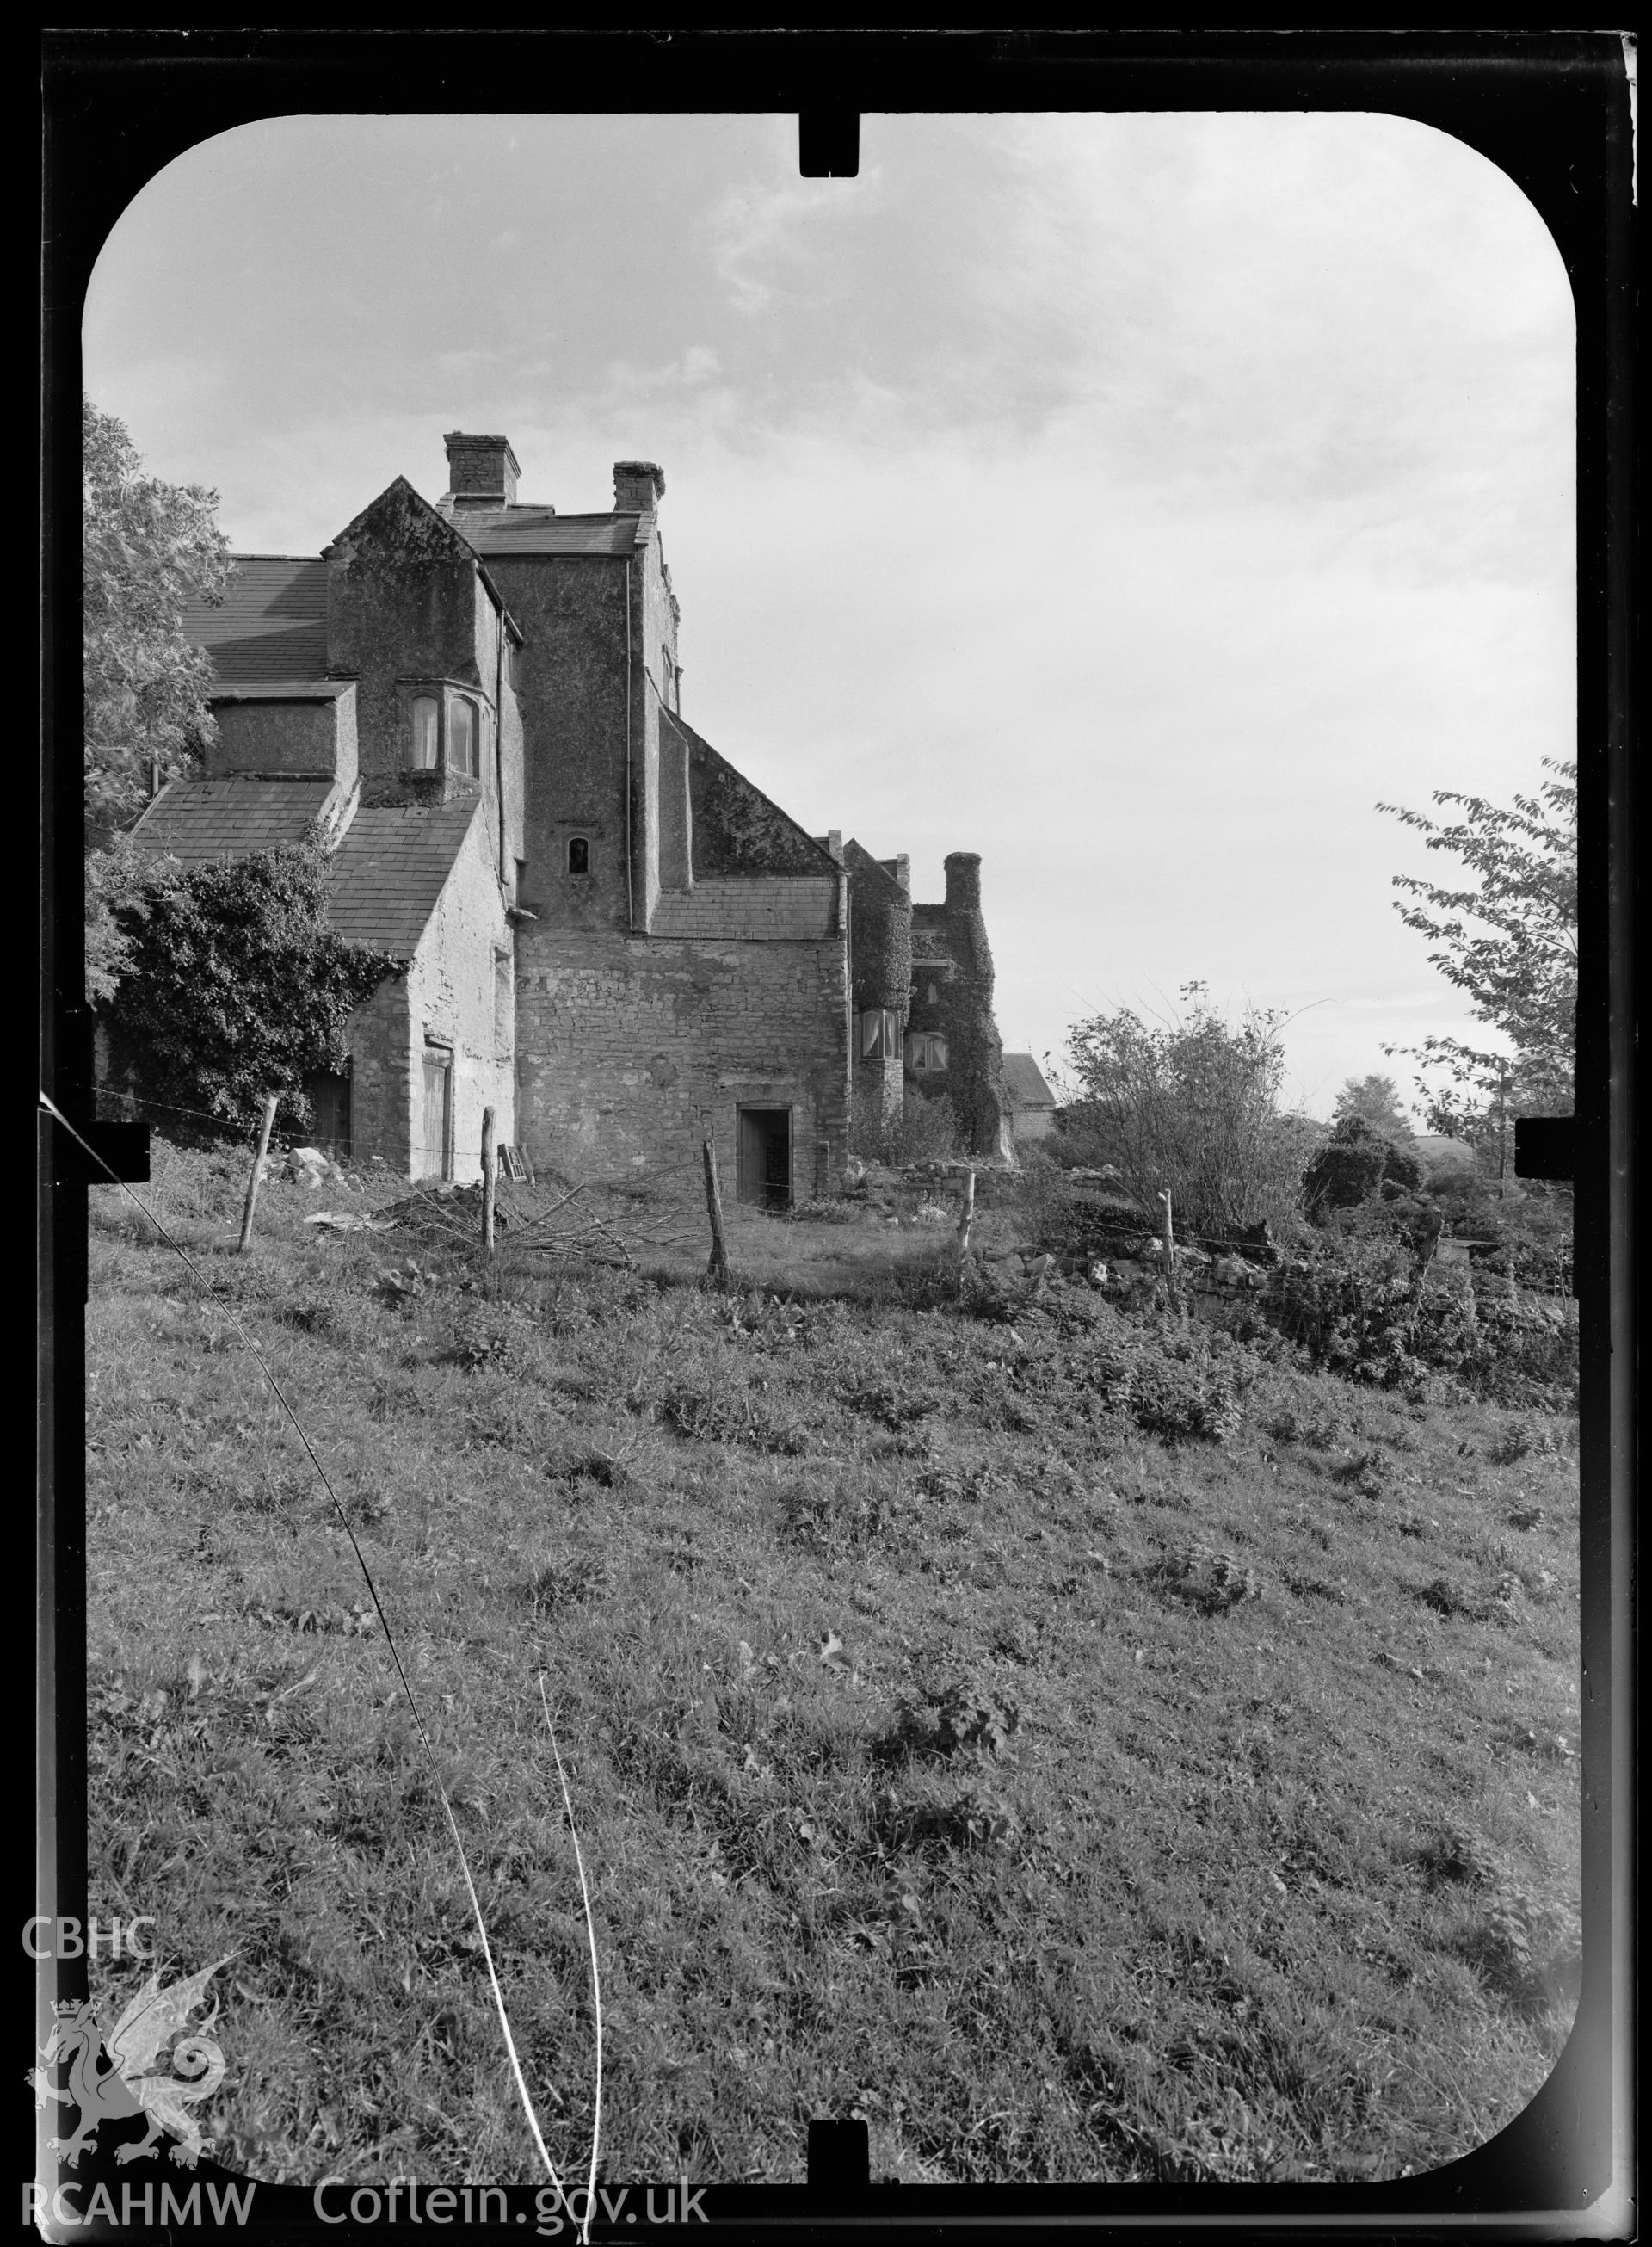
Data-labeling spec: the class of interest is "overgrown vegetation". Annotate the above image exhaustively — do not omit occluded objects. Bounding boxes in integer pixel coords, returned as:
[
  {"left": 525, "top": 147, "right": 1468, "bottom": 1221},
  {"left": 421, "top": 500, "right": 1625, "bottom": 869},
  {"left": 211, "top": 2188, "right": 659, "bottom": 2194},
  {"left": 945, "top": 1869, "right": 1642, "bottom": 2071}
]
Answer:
[
  {"left": 1060, "top": 984, "right": 1314, "bottom": 1240},
  {"left": 97, "top": 843, "right": 399, "bottom": 1139},
  {"left": 84, "top": 1141, "right": 1579, "bottom": 2188},
  {"left": 851, "top": 1089, "right": 962, "bottom": 1168}
]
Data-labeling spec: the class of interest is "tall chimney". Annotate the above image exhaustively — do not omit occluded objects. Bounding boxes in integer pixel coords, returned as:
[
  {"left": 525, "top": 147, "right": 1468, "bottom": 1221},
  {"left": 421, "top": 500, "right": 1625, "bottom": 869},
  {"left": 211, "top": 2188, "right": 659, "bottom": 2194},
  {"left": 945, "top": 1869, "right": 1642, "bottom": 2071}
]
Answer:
[
  {"left": 613, "top": 460, "right": 666, "bottom": 513},
  {"left": 944, "top": 851, "right": 982, "bottom": 911},
  {"left": 444, "top": 433, "right": 520, "bottom": 509}
]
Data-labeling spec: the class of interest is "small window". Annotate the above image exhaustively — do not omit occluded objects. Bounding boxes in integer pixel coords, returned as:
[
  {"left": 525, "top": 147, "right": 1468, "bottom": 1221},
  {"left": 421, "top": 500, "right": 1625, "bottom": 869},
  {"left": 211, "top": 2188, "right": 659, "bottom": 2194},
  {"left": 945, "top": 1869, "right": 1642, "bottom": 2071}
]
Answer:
[
  {"left": 908, "top": 1032, "right": 948, "bottom": 1073},
  {"left": 567, "top": 836, "right": 590, "bottom": 876},
  {"left": 410, "top": 696, "right": 440, "bottom": 769},
  {"left": 448, "top": 696, "right": 477, "bottom": 778},
  {"left": 858, "top": 1008, "right": 900, "bottom": 1060}
]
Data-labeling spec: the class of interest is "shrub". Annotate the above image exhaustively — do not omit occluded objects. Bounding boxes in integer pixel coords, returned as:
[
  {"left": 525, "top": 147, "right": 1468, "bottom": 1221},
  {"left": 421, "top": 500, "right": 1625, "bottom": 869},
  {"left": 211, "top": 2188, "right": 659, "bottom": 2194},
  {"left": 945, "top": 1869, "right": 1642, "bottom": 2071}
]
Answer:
[
  {"left": 1304, "top": 1116, "right": 1424, "bottom": 1219},
  {"left": 853, "top": 1090, "right": 962, "bottom": 1166},
  {"left": 99, "top": 841, "right": 399, "bottom": 1139},
  {"left": 1062, "top": 984, "right": 1309, "bottom": 1238}
]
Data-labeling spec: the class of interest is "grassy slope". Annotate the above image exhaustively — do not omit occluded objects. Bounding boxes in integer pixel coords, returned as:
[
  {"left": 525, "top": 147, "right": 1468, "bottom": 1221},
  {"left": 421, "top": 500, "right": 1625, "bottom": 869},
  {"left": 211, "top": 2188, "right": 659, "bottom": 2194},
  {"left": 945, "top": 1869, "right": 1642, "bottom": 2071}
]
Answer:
[{"left": 83, "top": 1145, "right": 1581, "bottom": 2188}]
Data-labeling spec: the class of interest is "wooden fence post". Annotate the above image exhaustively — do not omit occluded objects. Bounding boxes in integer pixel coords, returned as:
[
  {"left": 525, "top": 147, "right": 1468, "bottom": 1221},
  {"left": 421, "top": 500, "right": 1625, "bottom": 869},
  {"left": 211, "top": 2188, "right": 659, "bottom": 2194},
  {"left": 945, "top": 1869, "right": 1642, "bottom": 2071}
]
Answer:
[
  {"left": 703, "top": 1137, "right": 730, "bottom": 1288},
  {"left": 958, "top": 1167, "right": 977, "bottom": 1256},
  {"left": 1157, "top": 1188, "right": 1176, "bottom": 1306},
  {"left": 480, "top": 1107, "right": 496, "bottom": 1254},
  {"left": 237, "top": 1095, "right": 280, "bottom": 1254}
]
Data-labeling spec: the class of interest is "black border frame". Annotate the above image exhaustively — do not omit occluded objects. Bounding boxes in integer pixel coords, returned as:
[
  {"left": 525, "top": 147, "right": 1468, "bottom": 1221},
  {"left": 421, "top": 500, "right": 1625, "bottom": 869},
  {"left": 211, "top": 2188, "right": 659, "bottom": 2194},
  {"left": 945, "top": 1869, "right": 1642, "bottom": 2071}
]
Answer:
[{"left": 36, "top": 29, "right": 1636, "bottom": 2240}]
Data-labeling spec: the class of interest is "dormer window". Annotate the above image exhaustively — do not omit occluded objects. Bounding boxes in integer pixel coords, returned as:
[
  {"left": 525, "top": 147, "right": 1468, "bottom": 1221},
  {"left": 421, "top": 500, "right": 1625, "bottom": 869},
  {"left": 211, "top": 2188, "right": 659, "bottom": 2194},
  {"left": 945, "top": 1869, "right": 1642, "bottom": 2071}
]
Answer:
[
  {"left": 404, "top": 685, "right": 485, "bottom": 777},
  {"left": 567, "top": 836, "right": 591, "bottom": 876}
]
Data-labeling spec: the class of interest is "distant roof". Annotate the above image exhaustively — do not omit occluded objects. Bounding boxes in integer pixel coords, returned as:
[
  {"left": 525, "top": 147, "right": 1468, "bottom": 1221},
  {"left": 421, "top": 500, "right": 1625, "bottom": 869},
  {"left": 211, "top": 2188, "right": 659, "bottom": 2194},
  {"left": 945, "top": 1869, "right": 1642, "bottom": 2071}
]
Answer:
[
  {"left": 128, "top": 777, "right": 334, "bottom": 861},
  {"left": 325, "top": 798, "right": 483, "bottom": 955},
  {"left": 449, "top": 508, "right": 645, "bottom": 559},
  {"left": 126, "top": 779, "right": 482, "bottom": 960},
  {"left": 182, "top": 557, "right": 329, "bottom": 682},
  {"left": 1002, "top": 1053, "right": 1056, "bottom": 1108}
]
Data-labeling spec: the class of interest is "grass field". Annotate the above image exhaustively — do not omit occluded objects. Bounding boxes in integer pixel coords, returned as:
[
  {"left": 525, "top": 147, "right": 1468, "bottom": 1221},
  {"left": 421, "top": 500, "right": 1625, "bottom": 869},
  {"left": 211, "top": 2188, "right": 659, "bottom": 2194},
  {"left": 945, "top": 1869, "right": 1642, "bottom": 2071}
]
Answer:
[{"left": 82, "top": 1142, "right": 1581, "bottom": 2187}]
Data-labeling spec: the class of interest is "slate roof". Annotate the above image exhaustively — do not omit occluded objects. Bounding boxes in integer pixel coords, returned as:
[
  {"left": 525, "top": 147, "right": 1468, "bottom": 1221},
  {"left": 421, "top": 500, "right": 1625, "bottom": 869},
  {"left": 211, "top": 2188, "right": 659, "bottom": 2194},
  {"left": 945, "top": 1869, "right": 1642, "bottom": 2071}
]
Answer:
[
  {"left": 1002, "top": 1053, "right": 1057, "bottom": 1109},
  {"left": 129, "top": 778, "right": 335, "bottom": 861},
  {"left": 127, "top": 779, "right": 481, "bottom": 961},
  {"left": 181, "top": 557, "right": 330, "bottom": 683},
  {"left": 450, "top": 508, "right": 645, "bottom": 559},
  {"left": 325, "top": 798, "right": 483, "bottom": 956}
]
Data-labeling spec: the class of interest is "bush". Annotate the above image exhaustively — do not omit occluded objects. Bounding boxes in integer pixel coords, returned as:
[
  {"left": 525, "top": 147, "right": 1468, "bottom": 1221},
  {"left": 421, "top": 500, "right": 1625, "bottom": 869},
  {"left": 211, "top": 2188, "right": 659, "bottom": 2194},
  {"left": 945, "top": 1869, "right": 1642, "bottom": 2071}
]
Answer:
[
  {"left": 98, "top": 841, "right": 399, "bottom": 1139},
  {"left": 1304, "top": 1116, "right": 1423, "bottom": 1219},
  {"left": 853, "top": 1090, "right": 962, "bottom": 1167},
  {"left": 1062, "top": 984, "right": 1309, "bottom": 1238}
]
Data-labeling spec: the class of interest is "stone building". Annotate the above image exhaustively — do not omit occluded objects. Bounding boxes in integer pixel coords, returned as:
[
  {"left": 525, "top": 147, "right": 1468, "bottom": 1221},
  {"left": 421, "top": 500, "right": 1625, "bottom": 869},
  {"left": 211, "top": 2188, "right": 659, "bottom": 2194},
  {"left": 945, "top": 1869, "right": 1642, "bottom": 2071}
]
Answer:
[
  {"left": 1002, "top": 1053, "right": 1058, "bottom": 1145},
  {"left": 141, "top": 431, "right": 1011, "bottom": 1192}
]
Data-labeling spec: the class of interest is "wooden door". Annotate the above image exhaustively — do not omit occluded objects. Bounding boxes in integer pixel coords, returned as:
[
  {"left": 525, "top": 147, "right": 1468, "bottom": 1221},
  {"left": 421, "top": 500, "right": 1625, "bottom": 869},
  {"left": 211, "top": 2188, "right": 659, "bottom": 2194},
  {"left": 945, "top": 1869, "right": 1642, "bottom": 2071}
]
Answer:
[{"left": 421, "top": 1055, "right": 453, "bottom": 1180}]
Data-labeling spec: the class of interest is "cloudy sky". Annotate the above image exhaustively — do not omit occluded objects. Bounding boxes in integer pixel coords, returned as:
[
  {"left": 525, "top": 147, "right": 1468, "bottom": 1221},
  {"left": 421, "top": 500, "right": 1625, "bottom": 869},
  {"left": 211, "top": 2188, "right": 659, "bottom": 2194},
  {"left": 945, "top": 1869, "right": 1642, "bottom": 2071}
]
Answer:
[{"left": 83, "top": 112, "right": 1575, "bottom": 1119}]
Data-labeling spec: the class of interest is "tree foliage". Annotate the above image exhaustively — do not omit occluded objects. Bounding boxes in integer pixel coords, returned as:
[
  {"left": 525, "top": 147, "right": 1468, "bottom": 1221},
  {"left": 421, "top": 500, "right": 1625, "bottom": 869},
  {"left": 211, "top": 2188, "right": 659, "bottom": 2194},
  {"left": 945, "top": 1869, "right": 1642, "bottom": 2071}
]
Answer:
[
  {"left": 99, "top": 842, "right": 399, "bottom": 1139},
  {"left": 1378, "top": 760, "right": 1576, "bottom": 1141},
  {"left": 1333, "top": 1073, "right": 1414, "bottom": 1140},
  {"left": 83, "top": 395, "right": 232, "bottom": 851},
  {"left": 1062, "top": 984, "right": 1305, "bottom": 1238}
]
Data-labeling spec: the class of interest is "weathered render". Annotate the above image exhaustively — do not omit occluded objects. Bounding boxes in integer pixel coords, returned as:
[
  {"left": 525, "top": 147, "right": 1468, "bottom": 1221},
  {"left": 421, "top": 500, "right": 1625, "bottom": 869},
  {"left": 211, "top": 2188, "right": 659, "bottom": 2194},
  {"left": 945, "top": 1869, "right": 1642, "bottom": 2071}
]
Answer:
[{"left": 147, "top": 429, "right": 1013, "bottom": 1189}]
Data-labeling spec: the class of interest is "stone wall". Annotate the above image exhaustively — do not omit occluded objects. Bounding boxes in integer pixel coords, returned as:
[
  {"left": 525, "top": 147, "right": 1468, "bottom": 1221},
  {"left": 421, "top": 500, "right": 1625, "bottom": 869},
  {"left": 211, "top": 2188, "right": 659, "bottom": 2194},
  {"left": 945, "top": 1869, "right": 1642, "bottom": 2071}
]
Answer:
[
  {"left": 342, "top": 804, "right": 516, "bottom": 1181},
  {"left": 487, "top": 557, "right": 633, "bottom": 934},
  {"left": 405, "top": 807, "right": 518, "bottom": 1180},
  {"left": 514, "top": 929, "right": 851, "bottom": 1187},
  {"left": 209, "top": 690, "right": 356, "bottom": 784},
  {"left": 345, "top": 972, "right": 412, "bottom": 1175},
  {"left": 324, "top": 481, "right": 521, "bottom": 888}
]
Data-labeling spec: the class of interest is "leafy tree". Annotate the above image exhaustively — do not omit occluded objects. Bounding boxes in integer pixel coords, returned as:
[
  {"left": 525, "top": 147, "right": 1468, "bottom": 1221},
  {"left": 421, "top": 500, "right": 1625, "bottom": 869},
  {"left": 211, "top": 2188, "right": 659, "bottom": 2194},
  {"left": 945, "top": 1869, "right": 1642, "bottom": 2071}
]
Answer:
[
  {"left": 1332, "top": 1073, "right": 1414, "bottom": 1140},
  {"left": 99, "top": 840, "right": 399, "bottom": 1139},
  {"left": 1062, "top": 983, "right": 1305, "bottom": 1238},
  {"left": 83, "top": 397, "right": 233, "bottom": 997},
  {"left": 1378, "top": 759, "right": 1576, "bottom": 1149},
  {"left": 83, "top": 396, "right": 232, "bottom": 846}
]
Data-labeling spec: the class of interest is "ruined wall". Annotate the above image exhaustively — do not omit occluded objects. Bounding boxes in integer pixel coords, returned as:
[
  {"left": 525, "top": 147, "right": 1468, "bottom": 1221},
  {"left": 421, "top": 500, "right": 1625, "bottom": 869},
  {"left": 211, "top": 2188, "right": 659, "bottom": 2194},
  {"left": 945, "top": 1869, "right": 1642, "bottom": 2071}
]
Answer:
[
  {"left": 908, "top": 855, "right": 1012, "bottom": 1158},
  {"left": 515, "top": 931, "right": 851, "bottom": 1188}
]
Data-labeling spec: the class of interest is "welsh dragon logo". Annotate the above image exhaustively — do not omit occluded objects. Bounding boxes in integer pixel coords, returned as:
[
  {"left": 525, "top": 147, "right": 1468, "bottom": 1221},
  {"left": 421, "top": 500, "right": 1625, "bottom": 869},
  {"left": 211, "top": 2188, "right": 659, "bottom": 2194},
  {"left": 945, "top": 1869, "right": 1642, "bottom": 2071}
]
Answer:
[{"left": 28, "top": 1956, "right": 233, "bottom": 2170}]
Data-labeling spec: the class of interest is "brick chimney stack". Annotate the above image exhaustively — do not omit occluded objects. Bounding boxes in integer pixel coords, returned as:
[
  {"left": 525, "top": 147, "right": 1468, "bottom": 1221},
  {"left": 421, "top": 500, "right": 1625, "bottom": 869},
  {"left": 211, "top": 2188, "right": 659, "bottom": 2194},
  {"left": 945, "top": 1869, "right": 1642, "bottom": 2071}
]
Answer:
[
  {"left": 613, "top": 460, "right": 666, "bottom": 512},
  {"left": 444, "top": 433, "right": 520, "bottom": 509}
]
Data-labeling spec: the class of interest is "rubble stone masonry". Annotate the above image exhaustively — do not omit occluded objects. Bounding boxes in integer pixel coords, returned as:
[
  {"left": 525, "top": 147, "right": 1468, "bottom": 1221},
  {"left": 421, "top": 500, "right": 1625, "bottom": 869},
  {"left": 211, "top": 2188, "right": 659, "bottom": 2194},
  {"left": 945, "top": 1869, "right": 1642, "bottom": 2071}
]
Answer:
[{"left": 515, "top": 927, "right": 851, "bottom": 1188}]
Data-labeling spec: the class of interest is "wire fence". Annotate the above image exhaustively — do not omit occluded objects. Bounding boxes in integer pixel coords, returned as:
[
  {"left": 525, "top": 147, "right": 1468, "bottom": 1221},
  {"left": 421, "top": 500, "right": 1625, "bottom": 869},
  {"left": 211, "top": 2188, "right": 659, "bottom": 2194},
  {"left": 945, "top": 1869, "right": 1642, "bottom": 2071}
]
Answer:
[{"left": 94, "top": 1083, "right": 1574, "bottom": 1299}]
